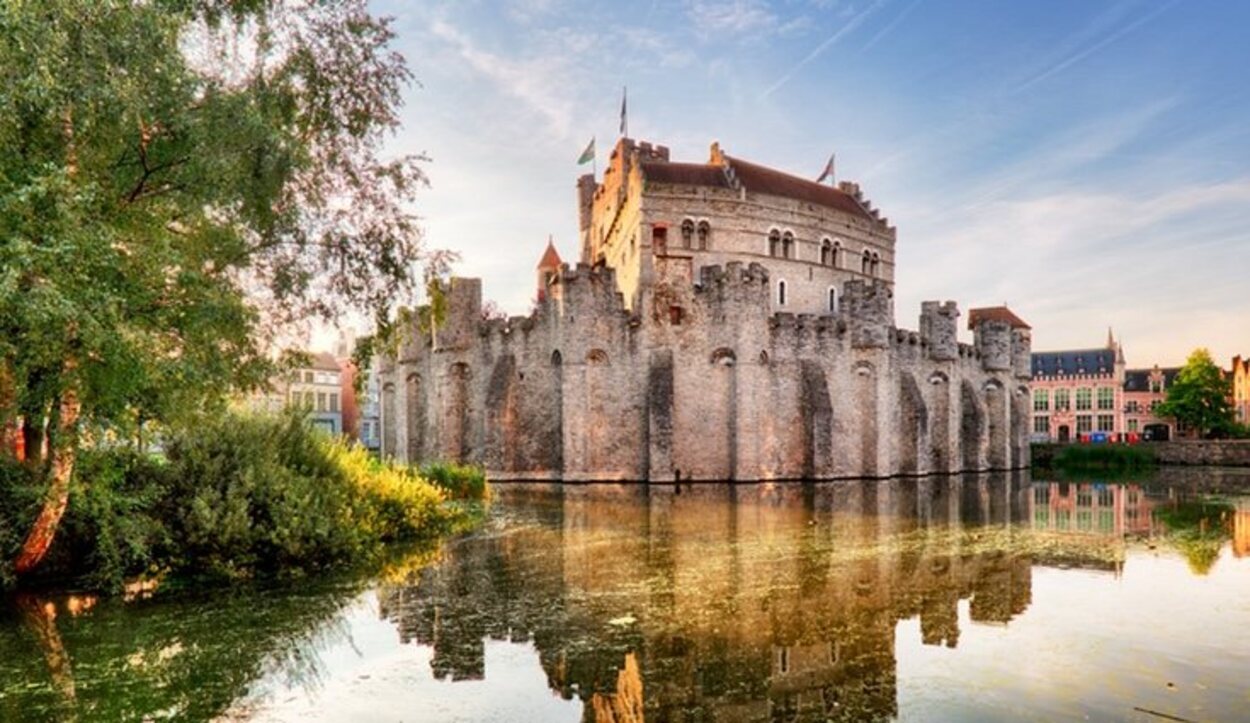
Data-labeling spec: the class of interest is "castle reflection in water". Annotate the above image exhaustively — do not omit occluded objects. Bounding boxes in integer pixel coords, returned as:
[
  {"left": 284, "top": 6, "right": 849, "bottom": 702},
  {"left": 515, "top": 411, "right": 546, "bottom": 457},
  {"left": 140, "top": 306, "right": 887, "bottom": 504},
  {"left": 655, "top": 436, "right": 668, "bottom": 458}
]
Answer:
[{"left": 376, "top": 475, "right": 1194, "bottom": 722}]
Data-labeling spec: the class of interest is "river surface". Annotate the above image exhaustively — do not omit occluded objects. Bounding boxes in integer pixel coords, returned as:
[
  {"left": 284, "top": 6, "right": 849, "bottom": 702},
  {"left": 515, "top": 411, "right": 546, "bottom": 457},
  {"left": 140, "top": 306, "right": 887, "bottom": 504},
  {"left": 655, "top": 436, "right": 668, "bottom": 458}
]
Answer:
[{"left": 4, "top": 469, "right": 1250, "bottom": 722}]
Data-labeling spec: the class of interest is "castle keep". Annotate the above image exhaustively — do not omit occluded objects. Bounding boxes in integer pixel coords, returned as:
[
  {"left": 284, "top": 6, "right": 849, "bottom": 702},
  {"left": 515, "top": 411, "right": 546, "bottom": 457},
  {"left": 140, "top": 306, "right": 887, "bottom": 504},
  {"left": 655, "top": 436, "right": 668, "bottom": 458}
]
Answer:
[{"left": 379, "top": 138, "right": 1032, "bottom": 481}]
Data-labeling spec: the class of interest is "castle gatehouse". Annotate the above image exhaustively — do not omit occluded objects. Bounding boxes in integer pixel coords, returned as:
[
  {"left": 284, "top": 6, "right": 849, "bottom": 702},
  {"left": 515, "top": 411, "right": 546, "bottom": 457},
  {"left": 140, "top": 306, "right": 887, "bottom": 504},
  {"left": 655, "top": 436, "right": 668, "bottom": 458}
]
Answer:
[{"left": 379, "top": 138, "right": 1032, "bottom": 481}]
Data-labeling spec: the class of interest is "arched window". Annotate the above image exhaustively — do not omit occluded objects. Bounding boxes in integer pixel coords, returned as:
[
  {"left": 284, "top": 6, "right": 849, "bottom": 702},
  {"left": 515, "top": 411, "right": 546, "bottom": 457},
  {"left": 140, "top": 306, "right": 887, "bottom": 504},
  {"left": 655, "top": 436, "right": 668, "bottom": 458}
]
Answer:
[
  {"left": 871, "top": 251, "right": 881, "bottom": 277},
  {"left": 768, "top": 229, "right": 781, "bottom": 257},
  {"left": 861, "top": 249, "right": 872, "bottom": 274},
  {"left": 782, "top": 231, "right": 794, "bottom": 259},
  {"left": 680, "top": 219, "right": 694, "bottom": 248},
  {"left": 832, "top": 239, "right": 842, "bottom": 268},
  {"left": 697, "top": 220, "right": 710, "bottom": 250},
  {"left": 777, "top": 279, "right": 787, "bottom": 306},
  {"left": 820, "top": 238, "right": 832, "bottom": 266},
  {"left": 828, "top": 286, "right": 838, "bottom": 313}
]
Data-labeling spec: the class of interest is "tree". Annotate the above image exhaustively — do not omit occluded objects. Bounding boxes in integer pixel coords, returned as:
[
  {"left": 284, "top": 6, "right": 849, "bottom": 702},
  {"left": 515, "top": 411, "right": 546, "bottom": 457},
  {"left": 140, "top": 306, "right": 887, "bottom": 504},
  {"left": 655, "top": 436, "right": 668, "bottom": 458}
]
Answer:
[
  {"left": 1, "top": 0, "right": 425, "bottom": 576},
  {"left": 1155, "top": 349, "right": 1235, "bottom": 438}
]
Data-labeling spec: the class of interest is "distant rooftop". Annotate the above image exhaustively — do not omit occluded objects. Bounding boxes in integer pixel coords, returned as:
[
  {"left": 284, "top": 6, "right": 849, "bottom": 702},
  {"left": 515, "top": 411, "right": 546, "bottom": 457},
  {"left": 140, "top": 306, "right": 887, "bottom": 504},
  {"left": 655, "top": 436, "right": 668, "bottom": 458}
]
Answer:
[
  {"left": 967, "top": 306, "right": 1031, "bottom": 331},
  {"left": 1031, "top": 348, "right": 1116, "bottom": 378}
]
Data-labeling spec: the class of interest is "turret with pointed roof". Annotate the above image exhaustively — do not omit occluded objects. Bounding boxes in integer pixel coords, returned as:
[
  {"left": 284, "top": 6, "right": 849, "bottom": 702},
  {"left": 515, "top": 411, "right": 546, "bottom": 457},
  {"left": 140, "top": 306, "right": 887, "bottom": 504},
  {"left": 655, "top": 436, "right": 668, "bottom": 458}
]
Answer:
[{"left": 536, "top": 236, "right": 562, "bottom": 302}]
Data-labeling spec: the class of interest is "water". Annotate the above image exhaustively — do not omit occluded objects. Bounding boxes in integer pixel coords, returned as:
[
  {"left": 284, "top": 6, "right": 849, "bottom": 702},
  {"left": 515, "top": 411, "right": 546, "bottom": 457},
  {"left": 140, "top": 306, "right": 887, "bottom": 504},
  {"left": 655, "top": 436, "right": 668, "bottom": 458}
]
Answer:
[{"left": 4, "top": 469, "right": 1250, "bottom": 722}]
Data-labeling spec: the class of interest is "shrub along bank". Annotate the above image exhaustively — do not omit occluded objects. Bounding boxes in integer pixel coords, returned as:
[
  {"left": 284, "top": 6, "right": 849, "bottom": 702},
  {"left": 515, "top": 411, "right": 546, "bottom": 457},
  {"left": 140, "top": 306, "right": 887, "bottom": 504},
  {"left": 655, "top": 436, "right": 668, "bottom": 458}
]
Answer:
[{"left": 1, "top": 412, "right": 487, "bottom": 592}]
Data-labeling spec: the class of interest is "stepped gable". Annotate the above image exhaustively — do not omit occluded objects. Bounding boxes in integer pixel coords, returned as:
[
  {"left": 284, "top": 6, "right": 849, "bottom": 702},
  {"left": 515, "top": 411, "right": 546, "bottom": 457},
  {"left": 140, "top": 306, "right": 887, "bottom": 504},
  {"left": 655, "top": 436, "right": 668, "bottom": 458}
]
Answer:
[{"left": 1123, "top": 367, "right": 1180, "bottom": 391}]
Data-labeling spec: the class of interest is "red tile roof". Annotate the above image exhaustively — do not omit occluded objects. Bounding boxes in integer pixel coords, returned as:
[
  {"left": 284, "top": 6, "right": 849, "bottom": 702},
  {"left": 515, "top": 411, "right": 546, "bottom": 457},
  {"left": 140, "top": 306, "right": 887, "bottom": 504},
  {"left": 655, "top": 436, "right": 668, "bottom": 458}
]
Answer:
[
  {"left": 724, "top": 156, "right": 872, "bottom": 220},
  {"left": 640, "top": 161, "right": 730, "bottom": 188},
  {"left": 967, "top": 306, "right": 1031, "bottom": 330},
  {"left": 536, "top": 238, "right": 562, "bottom": 269}
]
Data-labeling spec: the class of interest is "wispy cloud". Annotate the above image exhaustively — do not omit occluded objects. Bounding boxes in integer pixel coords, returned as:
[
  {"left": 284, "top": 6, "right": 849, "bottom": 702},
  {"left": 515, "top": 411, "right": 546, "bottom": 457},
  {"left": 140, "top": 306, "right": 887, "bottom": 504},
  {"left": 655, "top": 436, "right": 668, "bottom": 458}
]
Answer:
[
  {"left": 687, "top": 0, "right": 780, "bottom": 36},
  {"left": 861, "top": 0, "right": 922, "bottom": 53},
  {"left": 428, "top": 19, "right": 581, "bottom": 138},
  {"left": 1012, "top": 0, "right": 1180, "bottom": 94},
  {"left": 761, "top": 0, "right": 884, "bottom": 99}
]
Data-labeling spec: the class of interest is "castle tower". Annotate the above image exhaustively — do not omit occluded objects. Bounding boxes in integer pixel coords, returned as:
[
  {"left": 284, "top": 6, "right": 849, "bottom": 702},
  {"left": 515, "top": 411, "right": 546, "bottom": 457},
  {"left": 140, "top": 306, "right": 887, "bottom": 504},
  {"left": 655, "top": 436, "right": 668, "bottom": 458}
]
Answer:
[{"left": 536, "top": 236, "right": 563, "bottom": 303}]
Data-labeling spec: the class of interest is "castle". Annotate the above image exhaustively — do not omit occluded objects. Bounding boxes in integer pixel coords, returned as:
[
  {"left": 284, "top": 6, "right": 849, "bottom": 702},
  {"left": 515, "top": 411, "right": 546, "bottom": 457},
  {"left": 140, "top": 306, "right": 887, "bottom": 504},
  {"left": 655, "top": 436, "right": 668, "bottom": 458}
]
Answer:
[{"left": 378, "top": 137, "right": 1032, "bottom": 481}]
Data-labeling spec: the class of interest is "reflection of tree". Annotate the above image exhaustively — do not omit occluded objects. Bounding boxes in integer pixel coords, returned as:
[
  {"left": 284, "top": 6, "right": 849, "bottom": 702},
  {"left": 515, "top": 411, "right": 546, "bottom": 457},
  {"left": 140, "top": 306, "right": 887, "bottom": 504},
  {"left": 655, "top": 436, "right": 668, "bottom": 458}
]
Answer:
[
  {"left": 0, "top": 573, "right": 375, "bottom": 722},
  {"left": 1155, "top": 498, "right": 1235, "bottom": 575},
  {"left": 377, "top": 475, "right": 1047, "bottom": 723}
]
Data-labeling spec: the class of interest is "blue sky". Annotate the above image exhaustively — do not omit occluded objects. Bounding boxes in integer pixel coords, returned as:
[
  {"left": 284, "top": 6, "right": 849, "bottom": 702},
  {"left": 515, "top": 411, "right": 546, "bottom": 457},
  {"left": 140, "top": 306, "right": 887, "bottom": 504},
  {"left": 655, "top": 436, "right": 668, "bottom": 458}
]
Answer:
[{"left": 364, "top": 0, "right": 1250, "bottom": 367}]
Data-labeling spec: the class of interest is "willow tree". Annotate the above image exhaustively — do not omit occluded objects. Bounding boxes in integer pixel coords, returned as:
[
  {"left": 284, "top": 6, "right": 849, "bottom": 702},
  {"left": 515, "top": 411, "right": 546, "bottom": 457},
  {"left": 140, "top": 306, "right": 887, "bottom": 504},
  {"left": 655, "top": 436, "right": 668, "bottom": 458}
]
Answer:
[{"left": 0, "top": 1, "right": 424, "bottom": 575}]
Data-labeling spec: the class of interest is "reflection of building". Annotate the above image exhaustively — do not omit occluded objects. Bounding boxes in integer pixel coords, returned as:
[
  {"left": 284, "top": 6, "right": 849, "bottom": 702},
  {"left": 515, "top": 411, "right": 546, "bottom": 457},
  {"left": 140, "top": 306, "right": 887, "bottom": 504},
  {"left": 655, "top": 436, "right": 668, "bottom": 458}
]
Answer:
[
  {"left": 376, "top": 475, "right": 1107, "bottom": 722},
  {"left": 1030, "top": 331, "right": 1179, "bottom": 441},
  {"left": 1233, "top": 498, "right": 1250, "bottom": 559},
  {"left": 1029, "top": 482, "right": 1157, "bottom": 538}
]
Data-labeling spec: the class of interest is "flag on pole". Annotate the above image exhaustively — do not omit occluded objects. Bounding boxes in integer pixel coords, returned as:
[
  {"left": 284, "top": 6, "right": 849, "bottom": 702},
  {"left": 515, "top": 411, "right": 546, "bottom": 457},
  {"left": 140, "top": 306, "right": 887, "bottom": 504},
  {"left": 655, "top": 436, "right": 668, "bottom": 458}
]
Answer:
[
  {"left": 816, "top": 152, "right": 835, "bottom": 184},
  {"left": 619, "top": 86, "right": 628, "bottom": 137},
  {"left": 577, "top": 137, "right": 595, "bottom": 165}
]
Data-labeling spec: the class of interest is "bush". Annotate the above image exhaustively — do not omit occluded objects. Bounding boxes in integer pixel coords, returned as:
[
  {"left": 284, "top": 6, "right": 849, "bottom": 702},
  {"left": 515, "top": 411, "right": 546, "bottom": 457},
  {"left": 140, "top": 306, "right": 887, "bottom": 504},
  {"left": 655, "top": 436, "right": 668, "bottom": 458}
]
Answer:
[
  {"left": 1045, "top": 444, "right": 1156, "bottom": 473},
  {"left": 4, "top": 410, "right": 486, "bottom": 592},
  {"left": 419, "top": 461, "right": 488, "bottom": 501}
]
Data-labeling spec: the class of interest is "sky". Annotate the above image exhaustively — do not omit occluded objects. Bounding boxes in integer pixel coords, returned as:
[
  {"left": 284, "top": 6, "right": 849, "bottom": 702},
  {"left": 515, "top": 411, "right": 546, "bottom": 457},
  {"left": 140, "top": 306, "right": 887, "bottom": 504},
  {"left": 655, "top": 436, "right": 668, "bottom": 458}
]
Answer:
[{"left": 352, "top": 0, "right": 1250, "bottom": 368}]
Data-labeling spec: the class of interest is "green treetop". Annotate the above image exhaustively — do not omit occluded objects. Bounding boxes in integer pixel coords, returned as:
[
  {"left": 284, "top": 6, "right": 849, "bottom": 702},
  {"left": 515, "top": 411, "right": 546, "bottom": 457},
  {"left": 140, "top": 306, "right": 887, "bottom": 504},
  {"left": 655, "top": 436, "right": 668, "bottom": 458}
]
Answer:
[{"left": 1155, "top": 349, "right": 1235, "bottom": 438}]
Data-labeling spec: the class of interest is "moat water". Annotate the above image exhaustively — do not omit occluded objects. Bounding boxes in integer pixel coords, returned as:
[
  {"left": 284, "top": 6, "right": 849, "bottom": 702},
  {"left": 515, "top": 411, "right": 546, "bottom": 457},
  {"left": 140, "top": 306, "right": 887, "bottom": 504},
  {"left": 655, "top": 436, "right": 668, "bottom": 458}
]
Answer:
[{"left": 4, "top": 470, "right": 1250, "bottom": 722}]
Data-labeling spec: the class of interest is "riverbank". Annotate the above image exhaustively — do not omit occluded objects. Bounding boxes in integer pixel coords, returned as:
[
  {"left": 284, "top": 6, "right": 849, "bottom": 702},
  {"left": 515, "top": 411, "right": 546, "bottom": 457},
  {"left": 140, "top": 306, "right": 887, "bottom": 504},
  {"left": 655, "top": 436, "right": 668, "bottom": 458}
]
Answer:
[
  {"left": 1033, "top": 440, "right": 1250, "bottom": 471},
  {"left": 1, "top": 412, "right": 488, "bottom": 594}
]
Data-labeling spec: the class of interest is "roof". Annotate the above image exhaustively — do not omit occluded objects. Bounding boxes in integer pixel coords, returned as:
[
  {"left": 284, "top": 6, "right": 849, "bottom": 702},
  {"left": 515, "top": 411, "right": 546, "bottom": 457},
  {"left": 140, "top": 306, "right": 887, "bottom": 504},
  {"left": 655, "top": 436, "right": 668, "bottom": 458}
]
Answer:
[
  {"left": 640, "top": 161, "right": 730, "bottom": 188},
  {"left": 536, "top": 238, "right": 562, "bottom": 269},
  {"left": 310, "top": 351, "right": 341, "bottom": 372},
  {"left": 724, "top": 156, "right": 872, "bottom": 220},
  {"left": 1031, "top": 348, "right": 1116, "bottom": 378},
  {"left": 967, "top": 306, "right": 1031, "bottom": 330},
  {"left": 1123, "top": 367, "right": 1181, "bottom": 392}
]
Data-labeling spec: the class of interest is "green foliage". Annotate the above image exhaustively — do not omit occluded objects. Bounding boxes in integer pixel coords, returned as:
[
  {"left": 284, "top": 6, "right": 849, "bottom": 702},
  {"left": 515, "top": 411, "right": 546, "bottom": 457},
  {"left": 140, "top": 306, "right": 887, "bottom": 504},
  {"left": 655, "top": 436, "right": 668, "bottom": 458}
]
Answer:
[
  {"left": 1039, "top": 443, "right": 1157, "bottom": 475},
  {"left": 0, "top": 460, "right": 41, "bottom": 588},
  {"left": 3, "top": 411, "right": 486, "bottom": 592},
  {"left": 420, "top": 461, "right": 489, "bottom": 501},
  {"left": 1155, "top": 498, "right": 1233, "bottom": 575},
  {"left": 1155, "top": 349, "right": 1236, "bottom": 438}
]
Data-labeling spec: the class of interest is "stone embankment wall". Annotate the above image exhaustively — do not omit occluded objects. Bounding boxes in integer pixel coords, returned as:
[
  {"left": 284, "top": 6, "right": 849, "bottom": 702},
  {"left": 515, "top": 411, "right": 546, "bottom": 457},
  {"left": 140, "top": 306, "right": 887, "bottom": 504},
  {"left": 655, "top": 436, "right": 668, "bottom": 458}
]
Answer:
[{"left": 1032, "top": 441, "right": 1250, "bottom": 468}]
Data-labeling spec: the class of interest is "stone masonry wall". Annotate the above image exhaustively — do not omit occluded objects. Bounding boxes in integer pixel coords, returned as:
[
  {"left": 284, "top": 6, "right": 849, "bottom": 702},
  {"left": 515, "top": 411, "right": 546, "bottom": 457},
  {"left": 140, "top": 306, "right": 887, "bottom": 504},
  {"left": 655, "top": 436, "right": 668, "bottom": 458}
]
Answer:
[{"left": 380, "top": 263, "right": 1030, "bottom": 481}]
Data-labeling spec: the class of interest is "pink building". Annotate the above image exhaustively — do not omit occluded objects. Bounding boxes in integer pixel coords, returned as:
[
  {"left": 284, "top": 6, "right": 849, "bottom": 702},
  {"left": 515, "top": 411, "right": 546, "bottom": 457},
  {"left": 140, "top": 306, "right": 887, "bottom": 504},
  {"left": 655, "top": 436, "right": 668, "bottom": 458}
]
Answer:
[
  {"left": 1030, "top": 331, "right": 1178, "bottom": 442},
  {"left": 1233, "top": 355, "right": 1250, "bottom": 426}
]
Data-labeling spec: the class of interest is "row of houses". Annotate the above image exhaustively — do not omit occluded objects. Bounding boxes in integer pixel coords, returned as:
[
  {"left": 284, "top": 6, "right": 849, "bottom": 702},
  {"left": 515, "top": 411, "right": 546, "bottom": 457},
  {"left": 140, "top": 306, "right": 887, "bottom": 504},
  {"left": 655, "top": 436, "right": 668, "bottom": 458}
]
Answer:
[
  {"left": 1030, "top": 329, "right": 1248, "bottom": 442},
  {"left": 247, "top": 346, "right": 382, "bottom": 452}
]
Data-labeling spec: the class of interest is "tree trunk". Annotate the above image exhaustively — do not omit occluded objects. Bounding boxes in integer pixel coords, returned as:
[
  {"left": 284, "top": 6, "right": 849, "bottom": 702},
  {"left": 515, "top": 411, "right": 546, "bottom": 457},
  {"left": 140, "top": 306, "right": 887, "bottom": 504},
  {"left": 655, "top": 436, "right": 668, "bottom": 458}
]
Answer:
[
  {"left": 23, "top": 417, "right": 46, "bottom": 466},
  {"left": 0, "top": 364, "right": 17, "bottom": 460},
  {"left": 13, "top": 385, "right": 81, "bottom": 576}
]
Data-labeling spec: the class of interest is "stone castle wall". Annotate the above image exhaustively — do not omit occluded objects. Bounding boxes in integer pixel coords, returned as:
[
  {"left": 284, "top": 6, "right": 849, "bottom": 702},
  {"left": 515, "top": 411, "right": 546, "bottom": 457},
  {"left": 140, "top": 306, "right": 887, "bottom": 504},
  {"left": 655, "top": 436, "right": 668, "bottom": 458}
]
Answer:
[{"left": 380, "top": 262, "right": 1032, "bottom": 481}]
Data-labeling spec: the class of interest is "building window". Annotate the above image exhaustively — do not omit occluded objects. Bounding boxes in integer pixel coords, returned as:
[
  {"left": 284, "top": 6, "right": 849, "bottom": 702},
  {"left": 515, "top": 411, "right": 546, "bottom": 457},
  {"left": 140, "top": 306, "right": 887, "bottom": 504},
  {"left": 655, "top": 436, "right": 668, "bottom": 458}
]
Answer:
[
  {"left": 1033, "top": 415, "right": 1050, "bottom": 434},
  {"left": 317, "top": 392, "right": 326, "bottom": 412},
  {"left": 1097, "top": 387, "right": 1114, "bottom": 410},
  {"left": 1126, "top": 400, "right": 1140, "bottom": 413},
  {"left": 680, "top": 218, "right": 694, "bottom": 248},
  {"left": 1128, "top": 419, "right": 1139, "bottom": 432},
  {"left": 304, "top": 391, "right": 315, "bottom": 408},
  {"left": 330, "top": 393, "right": 339, "bottom": 413},
  {"left": 871, "top": 251, "right": 881, "bottom": 277},
  {"left": 1033, "top": 388, "right": 1049, "bottom": 412},
  {"left": 1054, "top": 388, "right": 1070, "bottom": 411},
  {"left": 768, "top": 229, "right": 781, "bottom": 257},
  {"left": 1075, "top": 387, "right": 1092, "bottom": 411},
  {"left": 1077, "top": 415, "right": 1093, "bottom": 433},
  {"left": 1097, "top": 414, "right": 1115, "bottom": 432},
  {"left": 652, "top": 225, "right": 668, "bottom": 254},
  {"left": 781, "top": 231, "right": 794, "bottom": 259},
  {"left": 821, "top": 238, "right": 833, "bottom": 266},
  {"left": 861, "top": 249, "right": 871, "bottom": 274},
  {"left": 304, "top": 371, "right": 314, "bottom": 383},
  {"left": 828, "top": 286, "right": 838, "bottom": 313},
  {"left": 777, "top": 280, "right": 787, "bottom": 306},
  {"left": 1150, "top": 380, "right": 1162, "bottom": 393},
  {"left": 697, "top": 220, "right": 710, "bottom": 250}
]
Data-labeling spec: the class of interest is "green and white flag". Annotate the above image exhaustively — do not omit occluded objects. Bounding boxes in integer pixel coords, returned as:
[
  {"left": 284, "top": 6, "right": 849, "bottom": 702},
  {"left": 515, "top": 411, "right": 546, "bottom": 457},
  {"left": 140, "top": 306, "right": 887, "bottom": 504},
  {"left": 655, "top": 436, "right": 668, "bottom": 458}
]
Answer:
[{"left": 577, "top": 137, "right": 595, "bottom": 165}]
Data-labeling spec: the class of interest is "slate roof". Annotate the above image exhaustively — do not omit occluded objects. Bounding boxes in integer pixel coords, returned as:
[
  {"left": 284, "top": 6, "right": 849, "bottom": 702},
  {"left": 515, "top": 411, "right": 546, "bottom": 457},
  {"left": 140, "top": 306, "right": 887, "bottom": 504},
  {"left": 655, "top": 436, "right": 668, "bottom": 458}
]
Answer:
[
  {"left": 967, "top": 306, "right": 1031, "bottom": 330},
  {"left": 640, "top": 161, "right": 730, "bottom": 188},
  {"left": 1123, "top": 368, "right": 1181, "bottom": 392},
  {"left": 1031, "top": 348, "right": 1117, "bottom": 378}
]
